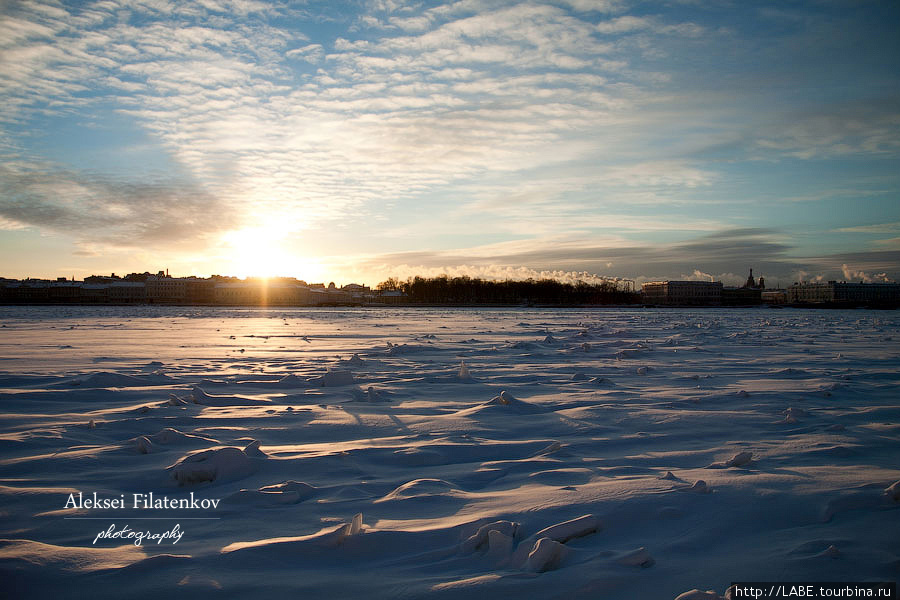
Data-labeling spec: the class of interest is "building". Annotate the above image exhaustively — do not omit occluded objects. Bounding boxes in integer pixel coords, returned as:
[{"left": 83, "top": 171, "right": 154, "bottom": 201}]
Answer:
[
  {"left": 306, "top": 283, "right": 350, "bottom": 304},
  {"left": 213, "top": 280, "right": 312, "bottom": 305},
  {"left": 308, "top": 288, "right": 328, "bottom": 304},
  {"left": 214, "top": 282, "right": 264, "bottom": 305},
  {"left": 744, "top": 268, "right": 765, "bottom": 290},
  {"left": 641, "top": 280, "right": 723, "bottom": 306},
  {"left": 722, "top": 286, "right": 762, "bottom": 306},
  {"left": 49, "top": 280, "right": 82, "bottom": 303},
  {"left": 84, "top": 273, "right": 121, "bottom": 284},
  {"left": 185, "top": 278, "right": 215, "bottom": 304},
  {"left": 265, "top": 282, "right": 310, "bottom": 305},
  {"left": 788, "top": 281, "right": 900, "bottom": 306},
  {"left": 788, "top": 281, "right": 833, "bottom": 303},
  {"left": 107, "top": 281, "right": 146, "bottom": 303},
  {"left": 80, "top": 283, "right": 109, "bottom": 303},
  {"left": 3, "top": 280, "right": 51, "bottom": 303},
  {"left": 761, "top": 289, "right": 788, "bottom": 305},
  {"left": 145, "top": 276, "right": 187, "bottom": 303},
  {"left": 342, "top": 283, "right": 375, "bottom": 303},
  {"left": 722, "top": 268, "right": 764, "bottom": 305}
]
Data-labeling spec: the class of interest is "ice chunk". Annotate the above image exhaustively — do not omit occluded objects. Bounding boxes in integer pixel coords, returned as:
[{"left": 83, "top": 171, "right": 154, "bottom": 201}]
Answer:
[
  {"left": 170, "top": 446, "right": 257, "bottom": 486},
  {"left": 143, "top": 428, "right": 209, "bottom": 445},
  {"left": 885, "top": 479, "right": 900, "bottom": 502},
  {"left": 458, "top": 361, "right": 472, "bottom": 380},
  {"left": 497, "top": 390, "right": 514, "bottom": 405},
  {"left": 134, "top": 436, "right": 153, "bottom": 455},
  {"left": 534, "top": 441, "right": 562, "bottom": 456},
  {"left": 242, "top": 439, "right": 266, "bottom": 458},
  {"left": 524, "top": 537, "right": 569, "bottom": 572},
  {"left": 313, "top": 369, "right": 354, "bottom": 387},
  {"left": 387, "top": 343, "right": 425, "bottom": 356},
  {"left": 166, "top": 394, "right": 188, "bottom": 406},
  {"left": 532, "top": 514, "right": 600, "bottom": 543},
  {"left": 318, "top": 523, "right": 352, "bottom": 547},
  {"left": 688, "top": 480, "right": 710, "bottom": 494},
  {"left": 725, "top": 451, "right": 752, "bottom": 467},
  {"left": 460, "top": 520, "right": 519, "bottom": 553},
  {"left": 227, "top": 481, "right": 315, "bottom": 505},
  {"left": 479, "top": 390, "right": 544, "bottom": 414},
  {"left": 710, "top": 451, "right": 753, "bottom": 469},
  {"left": 779, "top": 407, "right": 807, "bottom": 424},
  {"left": 349, "top": 512, "right": 363, "bottom": 535},
  {"left": 485, "top": 530, "right": 514, "bottom": 561},
  {"left": 319, "top": 513, "right": 363, "bottom": 547},
  {"left": 275, "top": 374, "right": 304, "bottom": 386}
]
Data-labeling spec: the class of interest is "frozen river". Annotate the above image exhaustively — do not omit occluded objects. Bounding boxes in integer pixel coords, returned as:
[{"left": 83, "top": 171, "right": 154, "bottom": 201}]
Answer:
[{"left": 1, "top": 306, "right": 898, "bottom": 599}]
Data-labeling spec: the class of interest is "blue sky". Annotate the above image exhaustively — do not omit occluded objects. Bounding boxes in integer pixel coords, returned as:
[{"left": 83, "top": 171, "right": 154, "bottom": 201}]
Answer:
[{"left": 1, "top": 0, "right": 898, "bottom": 286}]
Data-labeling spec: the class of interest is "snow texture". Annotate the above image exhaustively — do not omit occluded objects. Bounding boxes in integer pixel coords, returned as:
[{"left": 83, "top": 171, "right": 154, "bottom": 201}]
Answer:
[{"left": 0, "top": 306, "right": 898, "bottom": 599}]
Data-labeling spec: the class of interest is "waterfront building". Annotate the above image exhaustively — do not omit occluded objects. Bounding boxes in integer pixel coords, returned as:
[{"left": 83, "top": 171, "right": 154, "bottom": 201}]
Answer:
[
  {"left": 107, "top": 281, "right": 146, "bottom": 303},
  {"left": 761, "top": 289, "right": 788, "bottom": 305},
  {"left": 640, "top": 280, "right": 723, "bottom": 306},
  {"left": 145, "top": 276, "right": 187, "bottom": 303},
  {"left": 788, "top": 281, "right": 900, "bottom": 305}
]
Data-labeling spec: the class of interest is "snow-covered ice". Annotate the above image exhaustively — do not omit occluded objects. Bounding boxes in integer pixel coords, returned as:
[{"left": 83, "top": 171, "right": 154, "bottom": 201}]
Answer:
[{"left": 0, "top": 306, "right": 898, "bottom": 599}]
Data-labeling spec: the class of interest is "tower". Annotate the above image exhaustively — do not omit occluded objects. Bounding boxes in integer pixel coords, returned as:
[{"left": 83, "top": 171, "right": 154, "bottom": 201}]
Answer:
[{"left": 745, "top": 268, "right": 756, "bottom": 289}]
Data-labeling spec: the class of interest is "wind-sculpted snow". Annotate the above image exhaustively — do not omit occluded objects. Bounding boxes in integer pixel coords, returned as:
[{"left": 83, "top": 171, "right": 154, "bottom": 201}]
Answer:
[
  {"left": 0, "top": 306, "right": 898, "bottom": 599},
  {"left": 169, "top": 443, "right": 264, "bottom": 486}
]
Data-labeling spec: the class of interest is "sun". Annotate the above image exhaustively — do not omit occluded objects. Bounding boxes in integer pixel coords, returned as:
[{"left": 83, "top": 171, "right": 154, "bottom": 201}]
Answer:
[{"left": 220, "top": 226, "right": 301, "bottom": 279}]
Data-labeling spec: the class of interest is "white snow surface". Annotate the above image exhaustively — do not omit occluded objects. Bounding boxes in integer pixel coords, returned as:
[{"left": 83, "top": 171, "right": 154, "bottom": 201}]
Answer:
[{"left": 0, "top": 306, "right": 898, "bottom": 599}]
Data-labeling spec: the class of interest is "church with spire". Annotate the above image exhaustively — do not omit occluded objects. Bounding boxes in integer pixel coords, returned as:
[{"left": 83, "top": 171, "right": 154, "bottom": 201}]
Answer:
[
  {"left": 744, "top": 268, "right": 765, "bottom": 290},
  {"left": 720, "top": 268, "right": 766, "bottom": 306}
]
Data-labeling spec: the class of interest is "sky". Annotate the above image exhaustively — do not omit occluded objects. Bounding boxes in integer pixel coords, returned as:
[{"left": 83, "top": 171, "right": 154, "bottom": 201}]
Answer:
[{"left": 1, "top": 0, "right": 898, "bottom": 288}]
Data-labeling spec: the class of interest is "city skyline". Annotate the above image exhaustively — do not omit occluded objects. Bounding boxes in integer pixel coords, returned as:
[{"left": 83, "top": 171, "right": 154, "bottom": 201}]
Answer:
[
  {"left": 2, "top": 0, "right": 899, "bottom": 287},
  {"left": 2, "top": 263, "right": 893, "bottom": 297}
]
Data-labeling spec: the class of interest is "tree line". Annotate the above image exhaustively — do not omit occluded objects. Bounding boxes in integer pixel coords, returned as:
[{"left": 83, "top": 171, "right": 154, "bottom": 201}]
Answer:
[{"left": 376, "top": 275, "right": 639, "bottom": 305}]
